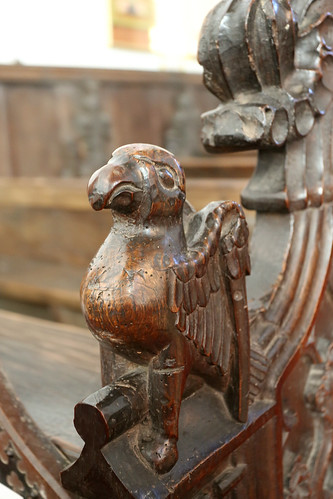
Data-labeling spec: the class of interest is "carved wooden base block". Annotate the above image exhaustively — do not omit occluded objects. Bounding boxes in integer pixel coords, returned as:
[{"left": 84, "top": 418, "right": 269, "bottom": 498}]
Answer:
[{"left": 62, "top": 386, "right": 276, "bottom": 498}]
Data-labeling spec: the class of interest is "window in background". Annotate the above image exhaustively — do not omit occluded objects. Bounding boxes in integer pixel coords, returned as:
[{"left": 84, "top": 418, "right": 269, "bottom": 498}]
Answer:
[
  {"left": 0, "top": 0, "right": 218, "bottom": 72},
  {"left": 109, "top": 0, "right": 218, "bottom": 69},
  {"left": 150, "top": 0, "right": 218, "bottom": 62},
  {"left": 110, "top": 0, "right": 155, "bottom": 51}
]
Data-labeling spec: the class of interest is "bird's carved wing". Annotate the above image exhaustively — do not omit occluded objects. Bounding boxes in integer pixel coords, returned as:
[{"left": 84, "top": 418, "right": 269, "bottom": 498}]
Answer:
[{"left": 168, "top": 201, "right": 251, "bottom": 421}]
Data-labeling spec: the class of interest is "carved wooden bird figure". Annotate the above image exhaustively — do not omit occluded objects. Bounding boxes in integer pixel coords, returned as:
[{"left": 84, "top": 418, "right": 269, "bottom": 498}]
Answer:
[{"left": 81, "top": 143, "right": 250, "bottom": 473}]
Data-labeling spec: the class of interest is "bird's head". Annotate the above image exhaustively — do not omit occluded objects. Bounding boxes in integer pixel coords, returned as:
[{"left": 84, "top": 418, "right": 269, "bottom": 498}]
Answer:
[{"left": 87, "top": 144, "right": 186, "bottom": 222}]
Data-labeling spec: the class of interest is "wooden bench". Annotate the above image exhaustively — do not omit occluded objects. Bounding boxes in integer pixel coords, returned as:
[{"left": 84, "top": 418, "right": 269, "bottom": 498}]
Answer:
[
  {"left": 0, "top": 0, "right": 331, "bottom": 497},
  {"left": 0, "top": 309, "right": 99, "bottom": 496}
]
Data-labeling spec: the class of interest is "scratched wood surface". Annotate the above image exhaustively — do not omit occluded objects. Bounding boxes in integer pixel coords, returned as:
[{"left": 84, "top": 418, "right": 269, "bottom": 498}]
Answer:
[
  {"left": 61, "top": 0, "right": 333, "bottom": 496},
  {"left": 0, "top": 310, "right": 100, "bottom": 454}
]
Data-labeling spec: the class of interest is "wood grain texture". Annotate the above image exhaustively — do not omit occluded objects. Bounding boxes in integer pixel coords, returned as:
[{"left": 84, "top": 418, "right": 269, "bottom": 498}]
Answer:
[
  {"left": 0, "top": 308, "right": 101, "bottom": 497},
  {"left": 0, "top": 66, "right": 213, "bottom": 178},
  {"left": 62, "top": 0, "right": 333, "bottom": 497},
  {"left": 78, "top": 144, "right": 251, "bottom": 473},
  {"left": 0, "top": 310, "right": 100, "bottom": 453},
  {"left": 0, "top": 64, "right": 257, "bottom": 179},
  {"left": 199, "top": 0, "right": 333, "bottom": 497}
]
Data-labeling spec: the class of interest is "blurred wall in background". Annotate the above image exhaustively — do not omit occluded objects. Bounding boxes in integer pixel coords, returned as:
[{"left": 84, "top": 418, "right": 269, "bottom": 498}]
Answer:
[{"left": 0, "top": 0, "right": 256, "bottom": 326}]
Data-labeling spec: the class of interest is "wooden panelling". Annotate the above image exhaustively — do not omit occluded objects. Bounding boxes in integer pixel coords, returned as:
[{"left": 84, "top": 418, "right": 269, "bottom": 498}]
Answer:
[
  {"left": 0, "top": 176, "right": 254, "bottom": 324},
  {"left": 0, "top": 64, "right": 257, "bottom": 178},
  {"left": 0, "top": 177, "right": 253, "bottom": 267},
  {"left": 5, "top": 84, "right": 63, "bottom": 176},
  {"left": 0, "top": 65, "right": 256, "bottom": 326},
  {"left": 0, "top": 86, "right": 11, "bottom": 175},
  {"left": 0, "top": 65, "right": 204, "bottom": 84}
]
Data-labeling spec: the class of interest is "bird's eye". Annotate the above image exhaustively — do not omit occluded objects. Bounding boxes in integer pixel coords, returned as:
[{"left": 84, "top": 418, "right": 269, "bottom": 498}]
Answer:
[{"left": 157, "top": 167, "right": 175, "bottom": 189}]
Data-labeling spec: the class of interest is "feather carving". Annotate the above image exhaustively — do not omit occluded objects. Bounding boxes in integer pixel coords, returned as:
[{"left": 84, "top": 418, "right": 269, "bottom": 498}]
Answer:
[{"left": 168, "top": 201, "right": 250, "bottom": 386}]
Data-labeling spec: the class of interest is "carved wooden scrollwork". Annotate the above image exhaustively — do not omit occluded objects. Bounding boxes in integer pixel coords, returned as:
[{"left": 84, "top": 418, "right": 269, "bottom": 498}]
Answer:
[
  {"left": 199, "top": 0, "right": 333, "bottom": 402},
  {"left": 0, "top": 425, "right": 41, "bottom": 498},
  {"left": 282, "top": 341, "right": 333, "bottom": 497},
  {"left": 198, "top": 0, "right": 333, "bottom": 497}
]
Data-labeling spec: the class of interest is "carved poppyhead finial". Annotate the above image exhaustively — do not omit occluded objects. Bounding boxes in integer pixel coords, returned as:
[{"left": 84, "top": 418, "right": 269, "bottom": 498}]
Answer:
[
  {"left": 198, "top": 0, "right": 333, "bottom": 151},
  {"left": 87, "top": 144, "right": 186, "bottom": 221}
]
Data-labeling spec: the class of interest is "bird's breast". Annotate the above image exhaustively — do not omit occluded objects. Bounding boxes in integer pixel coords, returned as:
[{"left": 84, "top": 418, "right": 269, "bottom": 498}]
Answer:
[{"left": 81, "top": 233, "right": 176, "bottom": 360}]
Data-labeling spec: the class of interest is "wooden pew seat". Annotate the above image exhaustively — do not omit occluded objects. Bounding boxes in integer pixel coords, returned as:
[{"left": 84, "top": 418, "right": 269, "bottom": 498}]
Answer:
[{"left": 0, "top": 309, "right": 100, "bottom": 459}]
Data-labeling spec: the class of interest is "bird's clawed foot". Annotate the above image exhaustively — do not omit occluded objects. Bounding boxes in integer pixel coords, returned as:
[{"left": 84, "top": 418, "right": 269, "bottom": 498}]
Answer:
[{"left": 139, "top": 428, "right": 178, "bottom": 474}]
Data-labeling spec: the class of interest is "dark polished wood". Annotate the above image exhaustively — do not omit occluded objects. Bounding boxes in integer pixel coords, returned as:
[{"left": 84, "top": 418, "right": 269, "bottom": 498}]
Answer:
[
  {"left": 0, "top": 309, "right": 101, "bottom": 498},
  {"left": 62, "top": 0, "right": 333, "bottom": 497},
  {"left": 80, "top": 143, "right": 250, "bottom": 473},
  {"left": 0, "top": 0, "right": 330, "bottom": 497},
  {"left": 199, "top": 0, "right": 333, "bottom": 496}
]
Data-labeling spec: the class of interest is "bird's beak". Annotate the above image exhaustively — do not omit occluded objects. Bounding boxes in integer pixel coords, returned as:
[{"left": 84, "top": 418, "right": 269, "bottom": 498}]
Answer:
[{"left": 87, "top": 162, "right": 143, "bottom": 211}]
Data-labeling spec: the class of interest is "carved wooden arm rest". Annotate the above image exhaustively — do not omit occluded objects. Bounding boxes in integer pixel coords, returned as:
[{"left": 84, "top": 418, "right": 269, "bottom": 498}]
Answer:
[
  {"left": 61, "top": 0, "right": 333, "bottom": 497},
  {"left": 0, "top": 0, "right": 330, "bottom": 497}
]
